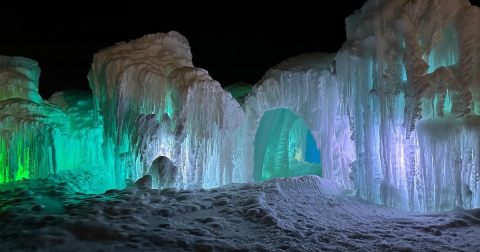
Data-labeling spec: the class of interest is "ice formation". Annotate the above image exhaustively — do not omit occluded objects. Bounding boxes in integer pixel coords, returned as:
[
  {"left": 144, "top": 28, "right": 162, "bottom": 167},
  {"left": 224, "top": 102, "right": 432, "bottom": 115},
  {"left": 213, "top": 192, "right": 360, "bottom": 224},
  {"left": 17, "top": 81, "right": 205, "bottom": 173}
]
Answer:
[
  {"left": 3, "top": 0, "right": 480, "bottom": 213},
  {"left": 88, "top": 31, "right": 245, "bottom": 190},
  {"left": 0, "top": 56, "right": 56, "bottom": 182},
  {"left": 253, "top": 108, "right": 322, "bottom": 181},
  {"left": 335, "top": 0, "right": 480, "bottom": 211},
  {"left": 46, "top": 90, "right": 105, "bottom": 174},
  {"left": 0, "top": 56, "right": 106, "bottom": 187},
  {"left": 241, "top": 52, "right": 354, "bottom": 191}
]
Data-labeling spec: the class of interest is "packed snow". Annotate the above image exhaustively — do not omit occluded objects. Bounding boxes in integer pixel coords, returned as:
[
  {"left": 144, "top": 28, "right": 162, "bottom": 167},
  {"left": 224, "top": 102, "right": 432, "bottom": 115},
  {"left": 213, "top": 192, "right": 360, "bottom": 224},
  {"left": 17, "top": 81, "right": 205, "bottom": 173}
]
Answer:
[{"left": 0, "top": 173, "right": 479, "bottom": 252}]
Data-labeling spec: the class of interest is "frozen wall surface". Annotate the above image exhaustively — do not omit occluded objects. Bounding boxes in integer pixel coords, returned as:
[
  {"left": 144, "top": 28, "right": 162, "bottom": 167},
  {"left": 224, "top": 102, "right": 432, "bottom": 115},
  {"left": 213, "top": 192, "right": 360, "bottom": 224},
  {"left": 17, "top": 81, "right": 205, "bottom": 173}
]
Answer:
[
  {"left": 335, "top": 0, "right": 480, "bottom": 211},
  {"left": 242, "top": 53, "right": 355, "bottom": 190},
  {"left": 0, "top": 56, "right": 42, "bottom": 103},
  {"left": 0, "top": 56, "right": 106, "bottom": 185},
  {"left": 0, "top": 56, "right": 56, "bottom": 182},
  {"left": 88, "top": 31, "right": 245, "bottom": 189},
  {"left": 47, "top": 90, "right": 105, "bottom": 173},
  {"left": 253, "top": 108, "right": 322, "bottom": 181},
  {"left": 223, "top": 82, "right": 253, "bottom": 109},
  {"left": 3, "top": 0, "right": 480, "bottom": 213}
]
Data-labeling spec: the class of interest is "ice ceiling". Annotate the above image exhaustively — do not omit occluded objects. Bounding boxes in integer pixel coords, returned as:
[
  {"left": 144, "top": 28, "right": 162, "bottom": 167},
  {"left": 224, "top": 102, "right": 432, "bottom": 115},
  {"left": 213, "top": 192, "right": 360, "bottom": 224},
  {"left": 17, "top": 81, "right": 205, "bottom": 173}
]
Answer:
[{"left": 1, "top": 0, "right": 480, "bottom": 213}]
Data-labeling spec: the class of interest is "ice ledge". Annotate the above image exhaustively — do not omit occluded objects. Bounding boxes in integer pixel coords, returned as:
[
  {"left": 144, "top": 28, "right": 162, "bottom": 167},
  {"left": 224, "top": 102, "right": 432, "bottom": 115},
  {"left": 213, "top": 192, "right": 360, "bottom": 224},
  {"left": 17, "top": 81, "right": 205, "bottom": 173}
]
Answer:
[{"left": 0, "top": 56, "right": 40, "bottom": 72}]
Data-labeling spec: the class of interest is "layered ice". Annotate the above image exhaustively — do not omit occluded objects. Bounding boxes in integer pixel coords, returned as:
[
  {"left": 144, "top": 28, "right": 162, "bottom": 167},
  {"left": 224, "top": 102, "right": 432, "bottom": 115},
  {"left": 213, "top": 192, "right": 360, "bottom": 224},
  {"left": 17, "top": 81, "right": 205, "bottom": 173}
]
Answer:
[
  {"left": 242, "top": 52, "right": 355, "bottom": 190},
  {"left": 88, "top": 31, "right": 245, "bottom": 190},
  {"left": 0, "top": 56, "right": 56, "bottom": 182},
  {"left": 3, "top": 0, "right": 480, "bottom": 214},
  {"left": 47, "top": 90, "right": 105, "bottom": 174},
  {"left": 0, "top": 57, "right": 107, "bottom": 187},
  {"left": 335, "top": 0, "right": 480, "bottom": 211}
]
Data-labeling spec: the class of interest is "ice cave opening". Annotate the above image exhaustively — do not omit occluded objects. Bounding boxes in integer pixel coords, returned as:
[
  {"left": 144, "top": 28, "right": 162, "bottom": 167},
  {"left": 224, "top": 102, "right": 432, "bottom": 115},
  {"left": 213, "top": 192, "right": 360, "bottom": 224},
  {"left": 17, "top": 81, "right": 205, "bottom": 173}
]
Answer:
[
  {"left": 253, "top": 108, "right": 322, "bottom": 182},
  {"left": 148, "top": 155, "right": 178, "bottom": 189}
]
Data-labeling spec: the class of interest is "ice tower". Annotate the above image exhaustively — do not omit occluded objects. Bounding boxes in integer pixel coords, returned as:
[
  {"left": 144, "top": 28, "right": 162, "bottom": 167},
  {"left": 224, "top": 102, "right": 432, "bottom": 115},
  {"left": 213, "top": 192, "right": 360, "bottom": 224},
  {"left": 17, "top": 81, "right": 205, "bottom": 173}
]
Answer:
[
  {"left": 335, "top": 0, "right": 480, "bottom": 211},
  {"left": 0, "top": 56, "right": 106, "bottom": 188},
  {"left": 0, "top": 56, "right": 55, "bottom": 182},
  {"left": 88, "top": 31, "right": 245, "bottom": 189}
]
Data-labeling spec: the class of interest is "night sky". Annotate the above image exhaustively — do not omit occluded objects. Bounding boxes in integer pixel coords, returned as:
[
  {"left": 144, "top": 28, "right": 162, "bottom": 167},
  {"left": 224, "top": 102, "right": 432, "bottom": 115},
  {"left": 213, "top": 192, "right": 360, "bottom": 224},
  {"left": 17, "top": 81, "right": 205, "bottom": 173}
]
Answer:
[{"left": 1, "top": 1, "right": 479, "bottom": 99}]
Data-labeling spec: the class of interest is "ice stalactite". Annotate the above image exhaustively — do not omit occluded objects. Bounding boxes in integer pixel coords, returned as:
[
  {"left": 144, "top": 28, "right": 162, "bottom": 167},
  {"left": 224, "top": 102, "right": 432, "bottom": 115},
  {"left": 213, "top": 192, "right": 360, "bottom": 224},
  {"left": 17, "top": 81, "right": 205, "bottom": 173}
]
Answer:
[
  {"left": 0, "top": 56, "right": 107, "bottom": 187},
  {"left": 0, "top": 56, "right": 56, "bottom": 182},
  {"left": 244, "top": 53, "right": 355, "bottom": 190},
  {"left": 336, "top": 0, "right": 480, "bottom": 211},
  {"left": 253, "top": 108, "right": 321, "bottom": 181},
  {"left": 3, "top": 0, "right": 480, "bottom": 214},
  {"left": 47, "top": 90, "right": 106, "bottom": 173},
  {"left": 89, "top": 32, "right": 245, "bottom": 189}
]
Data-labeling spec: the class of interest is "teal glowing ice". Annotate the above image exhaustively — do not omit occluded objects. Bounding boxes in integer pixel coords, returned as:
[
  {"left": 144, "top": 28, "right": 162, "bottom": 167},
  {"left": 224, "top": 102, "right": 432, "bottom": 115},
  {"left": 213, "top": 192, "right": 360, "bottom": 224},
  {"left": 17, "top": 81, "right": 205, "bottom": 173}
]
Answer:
[{"left": 254, "top": 108, "right": 321, "bottom": 182}]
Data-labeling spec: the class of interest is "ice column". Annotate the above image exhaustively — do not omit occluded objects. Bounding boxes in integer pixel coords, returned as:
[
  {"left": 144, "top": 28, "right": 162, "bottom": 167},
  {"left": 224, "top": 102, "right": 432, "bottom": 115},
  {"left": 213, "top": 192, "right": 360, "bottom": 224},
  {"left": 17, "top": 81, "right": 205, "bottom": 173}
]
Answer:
[
  {"left": 337, "top": 0, "right": 480, "bottom": 211},
  {"left": 89, "top": 32, "right": 245, "bottom": 189},
  {"left": 0, "top": 56, "right": 56, "bottom": 182}
]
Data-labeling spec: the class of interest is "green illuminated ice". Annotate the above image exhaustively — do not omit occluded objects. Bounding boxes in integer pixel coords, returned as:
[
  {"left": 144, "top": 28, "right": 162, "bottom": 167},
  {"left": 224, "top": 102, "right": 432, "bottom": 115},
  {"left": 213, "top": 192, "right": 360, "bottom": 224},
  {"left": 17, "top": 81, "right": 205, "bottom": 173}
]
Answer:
[
  {"left": 254, "top": 109, "right": 321, "bottom": 182},
  {"left": 0, "top": 56, "right": 109, "bottom": 190}
]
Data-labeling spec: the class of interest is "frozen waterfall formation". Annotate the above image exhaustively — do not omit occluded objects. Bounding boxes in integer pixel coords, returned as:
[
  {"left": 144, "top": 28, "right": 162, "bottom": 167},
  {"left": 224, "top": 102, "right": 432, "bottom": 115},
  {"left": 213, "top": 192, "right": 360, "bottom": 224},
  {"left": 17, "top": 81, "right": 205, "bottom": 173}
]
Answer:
[
  {"left": 335, "top": 0, "right": 480, "bottom": 212},
  {"left": 0, "top": 56, "right": 105, "bottom": 185},
  {"left": 1, "top": 0, "right": 480, "bottom": 212},
  {"left": 88, "top": 32, "right": 246, "bottom": 190}
]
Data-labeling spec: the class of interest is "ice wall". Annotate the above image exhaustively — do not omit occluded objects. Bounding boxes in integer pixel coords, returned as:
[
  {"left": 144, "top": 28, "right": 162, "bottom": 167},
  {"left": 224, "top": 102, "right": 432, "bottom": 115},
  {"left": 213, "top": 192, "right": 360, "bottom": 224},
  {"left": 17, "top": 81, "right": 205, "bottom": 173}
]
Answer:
[
  {"left": 0, "top": 56, "right": 56, "bottom": 182},
  {"left": 0, "top": 56, "right": 107, "bottom": 185},
  {"left": 223, "top": 82, "right": 252, "bottom": 109},
  {"left": 336, "top": 0, "right": 480, "bottom": 211},
  {"left": 47, "top": 90, "right": 105, "bottom": 173},
  {"left": 88, "top": 32, "right": 245, "bottom": 189},
  {"left": 253, "top": 108, "right": 322, "bottom": 181},
  {"left": 243, "top": 53, "right": 355, "bottom": 189}
]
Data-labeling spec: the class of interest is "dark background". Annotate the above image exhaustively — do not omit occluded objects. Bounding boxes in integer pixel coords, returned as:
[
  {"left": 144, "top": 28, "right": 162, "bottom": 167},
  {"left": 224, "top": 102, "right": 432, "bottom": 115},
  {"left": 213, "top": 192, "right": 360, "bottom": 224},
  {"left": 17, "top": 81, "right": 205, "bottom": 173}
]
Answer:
[{"left": 1, "top": 1, "right": 479, "bottom": 99}]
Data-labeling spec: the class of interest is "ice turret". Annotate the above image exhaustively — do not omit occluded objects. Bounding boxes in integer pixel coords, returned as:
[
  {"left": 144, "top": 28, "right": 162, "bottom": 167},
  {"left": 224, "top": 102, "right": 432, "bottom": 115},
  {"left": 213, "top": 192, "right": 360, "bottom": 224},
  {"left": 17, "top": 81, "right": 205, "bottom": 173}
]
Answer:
[
  {"left": 0, "top": 56, "right": 56, "bottom": 182},
  {"left": 89, "top": 31, "right": 245, "bottom": 189}
]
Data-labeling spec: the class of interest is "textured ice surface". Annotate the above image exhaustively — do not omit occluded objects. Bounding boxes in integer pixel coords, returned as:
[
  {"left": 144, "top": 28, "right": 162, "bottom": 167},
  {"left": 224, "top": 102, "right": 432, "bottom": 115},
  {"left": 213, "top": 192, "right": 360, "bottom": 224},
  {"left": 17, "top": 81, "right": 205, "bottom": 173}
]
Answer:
[
  {"left": 243, "top": 52, "right": 355, "bottom": 190},
  {"left": 0, "top": 56, "right": 56, "bottom": 182},
  {"left": 334, "top": 0, "right": 480, "bottom": 211},
  {"left": 3, "top": 0, "right": 480, "bottom": 215},
  {"left": 0, "top": 56, "right": 42, "bottom": 103},
  {"left": 88, "top": 31, "right": 245, "bottom": 190},
  {"left": 223, "top": 82, "right": 253, "bottom": 109},
  {"left": 0, "top": 57, "right": 107, "bottom": 188},
  {"left": 253, "top": 108, "right": 322, "bottom": 181},
  {"left": 47, "top": 90, "right": 106, "bottom": 174},
  {"left": 0, "top": 174, "right": 478, "bottom": 252}
]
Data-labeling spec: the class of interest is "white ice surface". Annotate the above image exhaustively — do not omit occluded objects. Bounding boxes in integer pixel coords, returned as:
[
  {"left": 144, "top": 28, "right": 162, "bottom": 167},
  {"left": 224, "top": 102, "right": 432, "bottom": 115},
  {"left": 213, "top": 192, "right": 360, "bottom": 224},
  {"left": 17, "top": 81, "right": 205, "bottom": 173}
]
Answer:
[{"left": 0, "top": 174, "right": 478, "bottom": 252}]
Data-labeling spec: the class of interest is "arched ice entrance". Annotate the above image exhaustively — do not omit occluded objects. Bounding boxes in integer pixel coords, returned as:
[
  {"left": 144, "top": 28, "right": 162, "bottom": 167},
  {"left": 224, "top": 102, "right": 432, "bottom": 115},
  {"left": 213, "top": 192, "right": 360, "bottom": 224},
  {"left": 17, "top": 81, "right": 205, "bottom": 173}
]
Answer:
[
  {"left": 253, "top": 108, "right": 321, "bottom": 182},
  {"left": 148, "top": 155, "right": 178, "bottom": 189}
]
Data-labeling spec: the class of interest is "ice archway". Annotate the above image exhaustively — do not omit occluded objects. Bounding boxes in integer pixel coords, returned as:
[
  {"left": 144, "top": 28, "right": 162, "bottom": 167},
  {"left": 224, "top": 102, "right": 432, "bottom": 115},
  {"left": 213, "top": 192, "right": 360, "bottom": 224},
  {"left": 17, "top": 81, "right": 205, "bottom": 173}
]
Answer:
[
  {"left": 242, "top": 53, "right": 355, "bottom": 188},
  {"left": 253, "top": 108, "right": 321, "bottom": 182}
]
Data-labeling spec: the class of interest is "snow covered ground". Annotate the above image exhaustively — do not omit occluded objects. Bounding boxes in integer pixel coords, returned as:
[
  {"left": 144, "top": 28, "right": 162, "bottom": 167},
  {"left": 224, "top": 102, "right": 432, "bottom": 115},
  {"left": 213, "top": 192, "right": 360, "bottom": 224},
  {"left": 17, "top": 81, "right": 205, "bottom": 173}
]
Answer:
[{"left": 0, "top": 171, "right": 479, "bottom": 252}]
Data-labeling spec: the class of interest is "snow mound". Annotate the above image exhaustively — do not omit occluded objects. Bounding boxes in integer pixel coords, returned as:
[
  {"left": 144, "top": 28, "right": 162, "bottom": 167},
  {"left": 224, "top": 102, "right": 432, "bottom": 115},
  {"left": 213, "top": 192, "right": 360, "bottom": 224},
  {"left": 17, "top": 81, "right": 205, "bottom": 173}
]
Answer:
[
  {"left": 1, "top": 174, "right": 479, "bottom": 252},
  {"left": 273, "top": 175, "right": 341, "bottom": 197}
]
